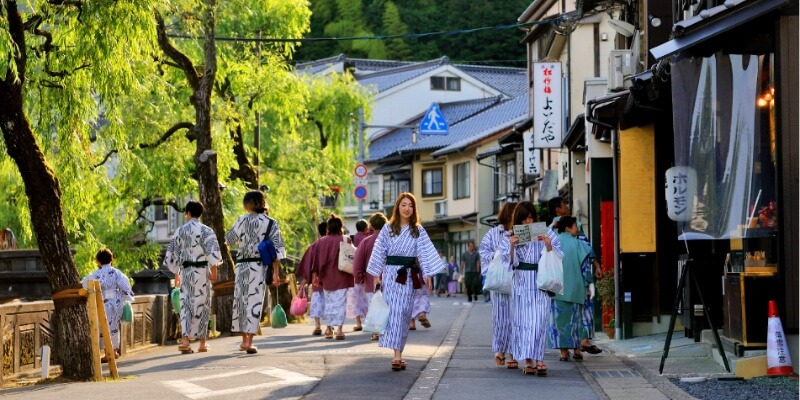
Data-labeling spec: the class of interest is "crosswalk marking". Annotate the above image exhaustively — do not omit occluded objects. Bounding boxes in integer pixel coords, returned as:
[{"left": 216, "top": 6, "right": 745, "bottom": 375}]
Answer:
[{"left": 161, "top": 367, "right": 319, "bottom": 399}]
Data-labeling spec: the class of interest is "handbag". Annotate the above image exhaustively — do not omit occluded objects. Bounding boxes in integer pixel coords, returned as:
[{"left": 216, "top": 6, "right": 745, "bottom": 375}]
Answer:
[
  {"left": 338, "top": 236, "right": 355, "bottom": 274},
  {"left": 170, "top": 287, "right": 181, "bottom": 313},
  {"left": 270, "top": 284, "right": 288, "bottom": 328},
  {"left": 121, "top": 301, "right": 133, "bottom": 323},
  {"left": 483, "top": 250, "right": 512, "bottom": 294},
  {"left": 363, "top": 290, "right": 390, "bottom": 334},
  {"left": 452, "top": 271, "right": 461, "bottom": 283},
  {"left": 537, "top": 246, "right": 564, "bottom": 295},
  {"left": 290, "top": 285, "right": 308, "bottom": 316}
]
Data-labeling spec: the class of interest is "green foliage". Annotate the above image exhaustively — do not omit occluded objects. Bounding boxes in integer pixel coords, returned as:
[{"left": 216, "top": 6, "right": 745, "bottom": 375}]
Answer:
[
  {"left": 0, "top": 0, "right": 371, "bottom": 278},
  {"left": 297, "top": 0, "right": 531, "bottom": 65}
]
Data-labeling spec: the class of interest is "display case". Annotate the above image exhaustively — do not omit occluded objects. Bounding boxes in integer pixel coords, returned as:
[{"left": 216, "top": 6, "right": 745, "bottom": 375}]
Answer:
[{"left": 723, "top": 271, "right": 779, "bottom": 347}]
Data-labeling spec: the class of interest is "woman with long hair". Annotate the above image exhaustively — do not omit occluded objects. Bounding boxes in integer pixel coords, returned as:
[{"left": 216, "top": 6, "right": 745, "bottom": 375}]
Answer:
[
  {"left": 478, "top": 201, "right": 518, "bottom": 369},
  {"left": 502, "top": 201, "right": 562, "bottom": 376},
  {"left": 367, "top": 193, "right": 445, "bottom": 371},
  {"left": 548, "top": 216, "right": 593, "bottom": 362},
  {"left": 225, "top": 190, "right": 285, "bottom": 354},
  {"left": 311, "top": 214, "right": 355, "bottom": 340}
]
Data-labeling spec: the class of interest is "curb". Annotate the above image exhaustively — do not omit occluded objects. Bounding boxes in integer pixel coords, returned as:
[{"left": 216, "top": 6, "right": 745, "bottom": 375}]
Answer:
[{"left": 404, "top": 303, "right": 471, "bottom": 400}]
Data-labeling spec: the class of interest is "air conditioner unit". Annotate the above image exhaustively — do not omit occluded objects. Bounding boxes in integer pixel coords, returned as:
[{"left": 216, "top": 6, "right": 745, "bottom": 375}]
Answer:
[
  {"left": 434, "top": 200, "right": 447, "bottom": 218},
  {"left": 608, "top": 49, "right": 634, "bottom": 91}
]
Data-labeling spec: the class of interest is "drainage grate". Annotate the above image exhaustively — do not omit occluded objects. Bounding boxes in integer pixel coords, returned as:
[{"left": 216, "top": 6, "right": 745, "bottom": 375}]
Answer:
[{"left": 591, "top": 370, "right": 642, "bottom": 378}]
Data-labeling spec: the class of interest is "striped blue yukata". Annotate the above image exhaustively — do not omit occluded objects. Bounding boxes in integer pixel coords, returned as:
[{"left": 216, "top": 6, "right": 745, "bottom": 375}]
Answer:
[
  {"left": 367, "top": 224, "right": 445, "bottom": 351},
  {"left": 479, "top": 225, "right": 513, "bottom": 354},
  {"left": 500, "top": 229, "right": 562, "bottom": 361}
]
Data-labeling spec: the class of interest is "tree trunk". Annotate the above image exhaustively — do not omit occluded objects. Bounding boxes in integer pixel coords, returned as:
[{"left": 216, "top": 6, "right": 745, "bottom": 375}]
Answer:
[
  {"left": 229, "top": 123, "right": 258, "bottom": 189},
  {"left": 0, "top": 1, "right": 93, "bottom": 381}
]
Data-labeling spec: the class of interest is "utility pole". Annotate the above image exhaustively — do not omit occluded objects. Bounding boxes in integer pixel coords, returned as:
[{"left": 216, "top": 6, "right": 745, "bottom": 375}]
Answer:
[
  {"left": 357, "top": 108, "right": 365, "bottom": 221},
  {"left": 254, "top": 30, "right": 261, "bottom": 188}
]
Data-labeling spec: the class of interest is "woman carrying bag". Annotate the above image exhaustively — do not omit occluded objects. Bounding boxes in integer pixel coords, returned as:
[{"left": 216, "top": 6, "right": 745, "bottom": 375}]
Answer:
[
  {"left": 367, "top": 193, "right": 445, "bottom": 371},
  {"left": 502, "top": 201, "right": 562, "bottom": 376},
  {"left": 311, "top": 214, "right": 354, "bottom": 340},
  {"left": 478, "top": 202, "right": 518, "bottom": 369},
  {"left": 547, "top": 216, "right": 594, "bottom": 362}
]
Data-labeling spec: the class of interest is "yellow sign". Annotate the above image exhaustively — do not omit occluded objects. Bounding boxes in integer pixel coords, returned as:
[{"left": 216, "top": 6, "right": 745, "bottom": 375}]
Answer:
[{"left": 619, "top": 125, "right": 656, "bottom": 253}]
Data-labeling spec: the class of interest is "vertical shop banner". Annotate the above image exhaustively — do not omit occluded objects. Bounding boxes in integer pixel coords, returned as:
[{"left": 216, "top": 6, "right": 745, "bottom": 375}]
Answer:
[
  {"left": 522, "top": 131, "right": 541, "bottom": 176},
  {"left": 533, "top": 62, "right": 563, "bottom": 148},
  {"left": 664, "top": 166, "right": 697, "bottom": 222}
]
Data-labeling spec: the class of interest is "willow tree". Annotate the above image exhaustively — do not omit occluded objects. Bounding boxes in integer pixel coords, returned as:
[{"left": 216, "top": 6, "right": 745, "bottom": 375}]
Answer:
[{"left": 0, "top": 0, "right": 157, "bottom": 380}]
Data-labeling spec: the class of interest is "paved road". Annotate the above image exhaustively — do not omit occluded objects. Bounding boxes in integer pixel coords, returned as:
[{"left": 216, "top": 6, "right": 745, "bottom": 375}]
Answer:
[{"left": 1, "top": 296, "right": 610, "bottom": 400}]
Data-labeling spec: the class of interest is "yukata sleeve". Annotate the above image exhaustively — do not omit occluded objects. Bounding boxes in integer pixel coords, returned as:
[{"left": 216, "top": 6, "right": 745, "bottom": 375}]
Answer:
[
  {"left": 353, "top": 240, "right": 369, "bottom": 284},
  {"left": 366, "top": 227, "right": 389, "bottom": 277},
  {"left": 416, "top": 226, "right": 445, "bottom": 277},
  {"left": 201, "top": 227, "right": 224, "bottom": 267},
  {"left": 499, "top": 237, "right": 517, "bottom": 271},
  {"left": 224, "top": 216, "right": 243, "bottom": 247},
  {"left": 163, "top": 235, "right": 180, "bottom": 274},
  {"left": 547, "top": 229, "right": 564, "bottom": 258},
  {"left": 269, "top": 219, "right": 287, "bottom": 260},
  {"left": 478, "top": 227, "right": 497, "bottom": 271},
  {"left": 115, "top": 270, "right": 135, "bottom": 302}
]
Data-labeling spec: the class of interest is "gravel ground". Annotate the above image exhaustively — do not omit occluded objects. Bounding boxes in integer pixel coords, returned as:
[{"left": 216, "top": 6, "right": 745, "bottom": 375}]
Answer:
[{"left": 672, "top": 376, "right": 799, "bottom": 400}]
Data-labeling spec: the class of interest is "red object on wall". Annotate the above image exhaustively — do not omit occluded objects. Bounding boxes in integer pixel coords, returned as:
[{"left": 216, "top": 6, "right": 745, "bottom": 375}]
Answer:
[{"left": 600, "top": 201, "right": 615, "bottom": 327}]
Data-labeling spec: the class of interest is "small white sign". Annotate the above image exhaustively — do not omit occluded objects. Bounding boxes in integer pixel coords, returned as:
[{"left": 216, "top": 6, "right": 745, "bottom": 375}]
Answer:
[
  {"left": 665, "top": 166, "right": 697, "bottom": 222},
  {"left": 532, "top": 62, "right": 563, "bottom": 148},
  {"left": 522, "top": 132, "right": 541, "bottom": 176}
]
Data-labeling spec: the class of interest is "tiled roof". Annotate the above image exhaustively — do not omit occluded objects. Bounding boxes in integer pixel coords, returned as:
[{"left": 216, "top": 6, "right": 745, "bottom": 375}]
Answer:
[
  {"left": 348, "top": 58, "right": 416, "bottom": 73},
  {"left": 430, "top": 95, "right": 529, "bottom": 156},
  {"left": 356, "top": 57, "right": 449, "bottom": 93},
  {"left": 366, "top": 96, "right": 503, "bottom": 162},
  {"left": 456, "top": 64, "right": 528, "bottom": 98},
  {"left": 294, "top": 54, "right": 346, "bottom": 75}
]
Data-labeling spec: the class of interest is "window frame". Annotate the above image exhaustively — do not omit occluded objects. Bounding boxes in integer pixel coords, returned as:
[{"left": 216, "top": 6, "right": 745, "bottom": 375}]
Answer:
[
  {"left": 430, "top": 76, "right": 445, "bottom": 91},
  {"left": 453, "top": 162, "right": 470, "bottom": 200},
  {"left": 446, "top": 77, "right": 461, "bottom": 91},
  {"left": 422, "top": 168, "right": 444, "bottom": 197}
]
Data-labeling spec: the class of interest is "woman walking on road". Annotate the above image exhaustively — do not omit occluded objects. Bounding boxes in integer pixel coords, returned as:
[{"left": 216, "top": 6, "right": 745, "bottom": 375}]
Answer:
[
  {"left": 479, "top": 202, "right": 518, "bottom": 369},
  {"left": 312, "top": 215, "right": 354, "bottom": 340},
  {"left": 548, "top": 216, "right": 593, "bottom": 362},
  {"left": 225, "top": 190, "right": 285, "bottom": 354},
  {"left": 502, "top": 201, "right": 562, "bottom": 376},
  {"left": 353, "top": 213, "right": 388, "bottom": 340},
  {"left": 367, "top": 193, "right": 445, "bottom": 371},
  {"left": 296, "top": 222, "right": 328, "bottom": 336}
]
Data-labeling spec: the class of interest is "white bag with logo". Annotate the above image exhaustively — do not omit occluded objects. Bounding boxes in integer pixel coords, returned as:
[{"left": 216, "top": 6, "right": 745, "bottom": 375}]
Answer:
[
  {"left": 338, "top": 237, "right": 355, "bottom": 274},
  {"left": 537, "top": 246, "right": 564, "bottom": 295}
]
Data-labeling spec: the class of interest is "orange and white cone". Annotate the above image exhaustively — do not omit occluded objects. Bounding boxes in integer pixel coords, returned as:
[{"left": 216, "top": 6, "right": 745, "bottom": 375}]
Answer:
[{"left": 766, "top": 300, "right": 795, "bottom": 376}]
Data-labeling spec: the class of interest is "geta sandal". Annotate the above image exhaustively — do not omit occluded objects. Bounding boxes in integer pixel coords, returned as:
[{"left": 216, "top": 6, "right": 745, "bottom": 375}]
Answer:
[
  {"left": 523, "top": 366, "right": 536, "bottom": 375},
  {"left": 418, "top": 316, "right": 431, "bottom": 328},
  {"left": 312, "top": 329, "right": 322, "bottom": 336},
  {"left": 335, "top": 334, "right": 346, "bottom": 340},
  {"left": 495, "top": 354, "right": 506, "bottom": 366},
  {"left": 536, "top": 365, "right": 548, "bottom": 376},
  {"left": 178, "top": 345, "right": 194, "bottom": 354},
  {"left": 506, "top": 360, "right": 519, "bottom": 369},
  {"left": 246, "top": 346, "right": 258, "bottom": 354}
]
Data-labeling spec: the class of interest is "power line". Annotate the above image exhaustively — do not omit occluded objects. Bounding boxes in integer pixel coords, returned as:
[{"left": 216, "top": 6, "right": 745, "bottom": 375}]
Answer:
[{"left": 166, "top": 19, "right": 559, "bottom": 44}]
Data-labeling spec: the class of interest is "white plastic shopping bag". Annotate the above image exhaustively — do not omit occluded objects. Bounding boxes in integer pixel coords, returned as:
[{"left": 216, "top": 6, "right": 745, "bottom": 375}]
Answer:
[
  {"left": 537, "top": 247, "right": 564, "bottom": 295},
  {"left": 483, "top": 250, "right": 512, "bottom": 294},
  {"left": 363, "top": 290, "right": 390, "bottom": 334}
]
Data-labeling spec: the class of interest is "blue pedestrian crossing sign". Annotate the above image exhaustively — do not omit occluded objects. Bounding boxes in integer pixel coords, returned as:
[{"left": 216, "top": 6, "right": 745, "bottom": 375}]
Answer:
[{"left": 419, "top": 103, "right": 448, "bottom": 135}]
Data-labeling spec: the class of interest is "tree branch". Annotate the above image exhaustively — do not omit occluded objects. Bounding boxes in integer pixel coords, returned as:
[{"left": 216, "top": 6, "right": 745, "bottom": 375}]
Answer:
[
  {"left": 154, "top": 12, "right": 200, "bottom": 91},
  {"left": 134, "top": 197, "right": 185, "bottom": 233},
  {"left": 4, "top": 2, "right": 27, "bottom": 84},
  {"left": 92, "top": 149, "right": 117, "bottom": 169},
  {"left": 138, "top": 121, "right": 195, "bottom": 149}
]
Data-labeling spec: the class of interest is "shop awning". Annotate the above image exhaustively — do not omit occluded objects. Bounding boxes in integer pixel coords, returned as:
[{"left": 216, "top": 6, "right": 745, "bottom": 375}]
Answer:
[
  {"left": 650, "top": 0, "right": 789, "bottom": 60},
  {"left": 562, "top": 114, "right": 586, "bottom": 151},
  {"left": 537, "top": 170, "right": 559, "bottom": 203},
  {"left": 422, "top": 212, "right": 478, "bottom": 230},
  {"left": 476, "top": 143, "right": 516, "bottom": 161},
  {"left": 498, "top": 117, "right": 531, "bottom": 145}
]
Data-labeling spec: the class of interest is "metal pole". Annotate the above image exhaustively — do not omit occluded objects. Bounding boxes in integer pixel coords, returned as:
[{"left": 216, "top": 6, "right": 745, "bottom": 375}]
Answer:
[
  {"left": 254, "top": 30, "right": 261, "bottom": 187},
  {"left": 357, "top": 108, "right": 365, "bottom": 221}
]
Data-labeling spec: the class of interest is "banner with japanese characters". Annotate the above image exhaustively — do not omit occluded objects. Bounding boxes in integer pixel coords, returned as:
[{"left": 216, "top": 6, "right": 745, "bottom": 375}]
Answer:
[
  {"left": 522, "top": 131, "right": 541, "bottom": 176},
  {"left": 532, "top": 62, "right": 563, "bottom": 148},
  {"left": 664, "top": 166, "right": 697, "bottom": 222}
]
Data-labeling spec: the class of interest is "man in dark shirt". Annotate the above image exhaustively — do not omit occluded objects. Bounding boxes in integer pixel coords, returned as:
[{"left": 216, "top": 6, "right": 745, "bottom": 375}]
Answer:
[{"left": 460, "top": 241, "right": 481, "bottom": 302}]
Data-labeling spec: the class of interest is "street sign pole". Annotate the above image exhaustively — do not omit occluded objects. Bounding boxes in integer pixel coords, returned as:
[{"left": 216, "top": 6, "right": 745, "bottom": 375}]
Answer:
[{"left": 357, "top": 108, "right": 365, "bottom": 221}]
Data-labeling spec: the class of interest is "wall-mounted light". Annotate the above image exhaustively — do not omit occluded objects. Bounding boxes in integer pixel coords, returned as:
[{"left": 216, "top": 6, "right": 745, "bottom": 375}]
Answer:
[
  {"left": 648, "top": 14, "right": 662, "bottom": 28},
  {"left": 600, "top": 32, "right": 609, "bottom": 41},
  {"left": 575, "top": 158, "right": 584, "bottom": 165}
]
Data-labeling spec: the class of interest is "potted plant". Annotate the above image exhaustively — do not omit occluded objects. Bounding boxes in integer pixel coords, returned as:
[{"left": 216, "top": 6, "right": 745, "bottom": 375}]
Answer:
[
  {"left": 596, "top": 269, "right": 615, "bottom": 339},
  {"left": 605, "top": 318, "right": 616, "bottom": 340}
]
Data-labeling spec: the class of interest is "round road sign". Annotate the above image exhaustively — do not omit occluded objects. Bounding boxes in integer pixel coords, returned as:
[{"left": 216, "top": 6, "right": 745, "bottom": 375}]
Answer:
[
  {"left": 354, "top": 186, "right": 368, "bottom": 200},
  {"left": 354, "top": 164, "right": 368, "bottom": 178}
]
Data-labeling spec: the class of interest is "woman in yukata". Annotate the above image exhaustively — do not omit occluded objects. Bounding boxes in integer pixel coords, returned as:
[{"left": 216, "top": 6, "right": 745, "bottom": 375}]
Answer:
[
  {"left": 367, "top": 192, "right": 445, "bottom": 371},
  {"left": 478, "top": 201, "right": 518, "bottom": 369},
  {"left": 81, "top": 248, "right": 134, "bottom": 363},
  {"left": 225, "top": 190, "right": 283, "bottom": 354},
  {"left": 312, "top": 214, "right": 355, "bottom": 340},
  {"left": 502, "top": 201, "right": 562, "bottom": 376}
]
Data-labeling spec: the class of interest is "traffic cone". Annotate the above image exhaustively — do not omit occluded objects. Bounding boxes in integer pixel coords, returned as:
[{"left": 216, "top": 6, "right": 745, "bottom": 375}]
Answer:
[{"left": 766, "top": 300, "right": 795, "bottom": 376}]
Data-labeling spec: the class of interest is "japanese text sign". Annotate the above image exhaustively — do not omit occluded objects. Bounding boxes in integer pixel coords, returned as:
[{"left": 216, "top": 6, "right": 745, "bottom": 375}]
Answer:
[
  {"left": 532, "top": 62, "right": 563, "bottom": 148},
  {"left": 665, "top": 166, "right": 697, "bottom": 222}
]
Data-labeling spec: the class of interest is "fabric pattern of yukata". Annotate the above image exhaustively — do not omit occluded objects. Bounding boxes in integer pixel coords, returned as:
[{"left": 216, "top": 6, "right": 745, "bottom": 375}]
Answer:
[
  {"left": 225, "top": 213, "right": 285, "bottom": 334},
  {"left": 309, "top": 291, "right": 325, "bottom": 319},
  {"left": 500, "top": 229, "right": 562, "bottom": 361},
  {"left": 312, "top": 234, "right": 355, "bottom": 327},
  {"left": 164, "top": 219, "right": 223, "bottom": 339},
  {"left": 81, "top": 265, "right": 134, "bottom": 350},
  {"left": 346, "top": 283, "right": 369, "bottom": 318},
  {"left": 551, "top": 217, "right": 596, "bottom": 340},
  {"left": 411, "top": 280, "right": 431, "bottom": 319},
  {"left": 367, "top": 224, "right": 445, "bottom": 351},
  {"left": 479, "top": 225, "right": 513, "bottom": 354}
]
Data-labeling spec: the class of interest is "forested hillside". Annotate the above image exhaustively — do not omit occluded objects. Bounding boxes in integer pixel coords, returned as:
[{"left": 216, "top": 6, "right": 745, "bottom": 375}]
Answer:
[{"left": 295, "top": 0, "right": 531, "bottom": 65}]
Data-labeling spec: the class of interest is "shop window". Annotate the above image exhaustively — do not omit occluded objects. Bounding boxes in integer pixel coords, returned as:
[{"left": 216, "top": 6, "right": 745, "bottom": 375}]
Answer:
[
  {"left": 422, "top": 168, "right": 443, "bottom": 197},
  {"left": 453, "top": 162, "right": 470, "bottom": 199}
]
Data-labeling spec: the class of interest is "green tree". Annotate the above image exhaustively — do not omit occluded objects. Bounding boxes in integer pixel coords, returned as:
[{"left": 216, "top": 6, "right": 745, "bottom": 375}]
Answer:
[
  {"left": 382, "top": 1, "right": 412, "bottom": 60},
  {"left": 0, "top": 0, "right": 159, "bottom": 381}
]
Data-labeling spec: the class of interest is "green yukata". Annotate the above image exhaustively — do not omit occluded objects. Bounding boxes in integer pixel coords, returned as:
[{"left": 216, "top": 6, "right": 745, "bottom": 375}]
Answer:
[{"left": 547, "top": 232, "right": 593, "bottom": 349}]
